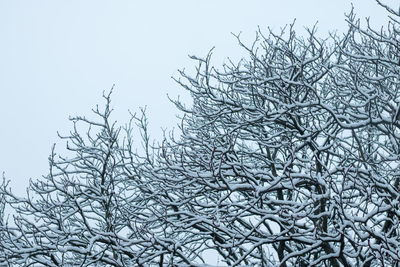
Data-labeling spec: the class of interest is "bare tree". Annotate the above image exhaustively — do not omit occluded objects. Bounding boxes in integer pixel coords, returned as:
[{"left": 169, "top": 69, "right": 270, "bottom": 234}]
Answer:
[
  {"left": 2, "top": 1, "right": 400, "bottom": 266},
  {"left": 147, "top": 2, "right": 400, "bottom": 266},
  {"left": 0, "top": 91, "right": 183, "bottom": 266}
]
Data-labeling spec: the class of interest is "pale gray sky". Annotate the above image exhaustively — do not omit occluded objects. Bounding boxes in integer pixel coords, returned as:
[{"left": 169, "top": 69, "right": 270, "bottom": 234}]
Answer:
[{"left": 0, "top": 0, "right": 390, "bottom": 193}]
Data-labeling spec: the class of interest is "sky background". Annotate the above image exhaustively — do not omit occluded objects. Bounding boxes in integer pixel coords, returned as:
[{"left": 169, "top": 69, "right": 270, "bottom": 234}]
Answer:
[{"left": 0, "top": 0, "right": 392, "bottom": 197}]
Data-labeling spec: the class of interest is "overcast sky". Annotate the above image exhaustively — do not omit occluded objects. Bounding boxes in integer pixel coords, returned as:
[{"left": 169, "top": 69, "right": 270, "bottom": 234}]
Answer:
[{"left": 0, "top": 1, "right": 391, "bottom": 194}]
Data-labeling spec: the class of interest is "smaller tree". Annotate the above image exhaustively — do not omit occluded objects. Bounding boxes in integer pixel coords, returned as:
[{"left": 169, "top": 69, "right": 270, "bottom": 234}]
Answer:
[{"left": 0, "top": 91, "right": 172, "bottom": 266}]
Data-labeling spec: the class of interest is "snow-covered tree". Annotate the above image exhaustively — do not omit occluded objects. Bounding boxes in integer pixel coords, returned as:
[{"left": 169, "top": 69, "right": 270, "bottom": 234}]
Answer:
[
  {"left": 147, "top": 2, "right": 400, "bottom": 266},
  {"left": 2, "top": 1, "right": 400, "bottom": 266},
  {"left": 0, "top": 92, "right": 182, "bottom": 266}
]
